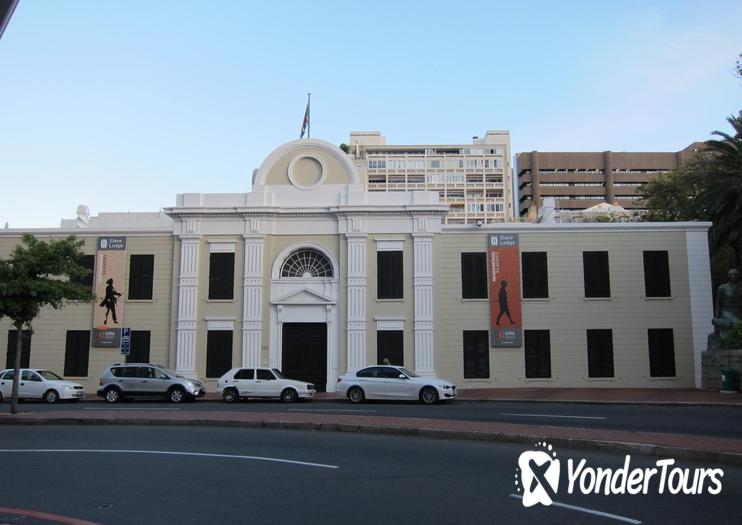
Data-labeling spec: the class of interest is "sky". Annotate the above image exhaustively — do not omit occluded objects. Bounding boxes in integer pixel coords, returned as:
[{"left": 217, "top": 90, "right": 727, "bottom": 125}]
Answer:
[{"left": 0, "top": 0, "right": 740, "bottom": 228}]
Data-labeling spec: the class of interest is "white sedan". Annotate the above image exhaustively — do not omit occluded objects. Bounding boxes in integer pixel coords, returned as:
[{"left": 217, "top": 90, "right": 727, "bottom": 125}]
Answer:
[
  {"left": 0, "top": 368, "right": 86, "bottom": 403},
  {"left": 217, "top": 367, "right": 316, "bottom": 403},
  {"left": 336, "top": 365, "right": 457, "bottom": 404}
]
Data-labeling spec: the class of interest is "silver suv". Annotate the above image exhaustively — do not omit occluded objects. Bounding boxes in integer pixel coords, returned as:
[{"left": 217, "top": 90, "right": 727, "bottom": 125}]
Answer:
[{"left": 97, "top": 363, "right": 205, "bottom": 403}]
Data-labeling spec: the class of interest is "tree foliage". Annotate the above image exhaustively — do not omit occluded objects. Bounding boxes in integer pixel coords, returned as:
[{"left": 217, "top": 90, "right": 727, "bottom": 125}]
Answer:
[
  {"left": 0, "top": 235, "right": 94, "bottom": 414},
  {"left": 642, "top": 111, "right": 742, "bottom": 267}
]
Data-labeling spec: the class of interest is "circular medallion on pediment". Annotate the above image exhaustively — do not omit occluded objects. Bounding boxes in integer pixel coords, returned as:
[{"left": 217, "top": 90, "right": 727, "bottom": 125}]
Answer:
[{"left": 288, "top": 154, "right": 326, "bottom": 190}]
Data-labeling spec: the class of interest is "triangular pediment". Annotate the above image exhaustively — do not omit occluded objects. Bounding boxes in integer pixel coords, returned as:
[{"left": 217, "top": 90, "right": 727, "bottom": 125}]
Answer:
[{"left": 272, "top": 287, "right": 336, "bottom": 305}]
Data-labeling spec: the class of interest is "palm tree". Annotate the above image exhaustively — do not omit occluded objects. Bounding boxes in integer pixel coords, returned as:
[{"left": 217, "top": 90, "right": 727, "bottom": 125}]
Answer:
[{"left": 696, "top": 111, "right": 742, "bottom": 265}]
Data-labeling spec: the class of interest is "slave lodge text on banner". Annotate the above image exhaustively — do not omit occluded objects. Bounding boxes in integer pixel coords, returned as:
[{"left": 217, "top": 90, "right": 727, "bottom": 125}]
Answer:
[{"left": 489, "top": 233, "right": 522, "bottom": 347}]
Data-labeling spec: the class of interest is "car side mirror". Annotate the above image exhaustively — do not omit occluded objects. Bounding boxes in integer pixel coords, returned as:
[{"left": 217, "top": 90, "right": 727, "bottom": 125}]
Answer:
[{"left": 398, "top": 374, "right": 407, "bottom": 379}]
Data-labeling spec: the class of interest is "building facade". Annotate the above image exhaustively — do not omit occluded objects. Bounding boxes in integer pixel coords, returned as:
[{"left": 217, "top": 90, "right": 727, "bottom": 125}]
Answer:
[
  {"left": 349, "top": 130, "right": 514, "bottom": 224},
  {"left": 0, "top": 139, "right": 714, "bottom": 393},
  {"left": 516, "top": 144, "right": 703, "bottom": 217}
]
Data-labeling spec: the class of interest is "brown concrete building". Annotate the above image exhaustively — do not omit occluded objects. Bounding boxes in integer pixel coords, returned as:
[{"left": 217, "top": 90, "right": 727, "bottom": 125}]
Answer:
[{"left": 516, "top": 143, "right": 703, "bottom": 217}]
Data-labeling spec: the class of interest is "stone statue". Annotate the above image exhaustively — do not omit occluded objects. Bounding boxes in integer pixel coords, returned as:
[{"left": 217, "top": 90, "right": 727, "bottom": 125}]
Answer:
[{"left": 710, "top": 268, "right": 742, "bottom": 349}]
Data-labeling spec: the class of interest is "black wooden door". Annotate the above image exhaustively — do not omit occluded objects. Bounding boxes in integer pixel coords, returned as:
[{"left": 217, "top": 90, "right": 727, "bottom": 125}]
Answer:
[{"left": 282, "top": 323, "right": 327, "bottom": 392}]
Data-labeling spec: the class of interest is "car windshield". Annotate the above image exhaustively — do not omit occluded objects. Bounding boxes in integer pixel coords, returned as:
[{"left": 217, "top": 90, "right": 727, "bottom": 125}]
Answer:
[
  {"left": 38, "top": 370, "right": 63, "bottom": 381},
  {"left": 399, "top": 367, "right": 418, "bottom": 378},
  {"left": 159, "top": 367, "right": 177, "bottom": 379},
  {"left": 272, "top": 369, "right": 286, "bottom": 379}
]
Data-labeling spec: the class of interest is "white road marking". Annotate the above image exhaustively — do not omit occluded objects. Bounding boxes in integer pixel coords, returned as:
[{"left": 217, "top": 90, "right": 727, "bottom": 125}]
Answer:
[
  {"left": 288, "top": 408, "right": 377, "bottom": 413},
  {"left": 83, "top": 407, "right": 182, "bottom": 411},
  {"left": 0, "top": 449, "right": 338, "bottom": 469},
  {"left": 509, "top": 494, "right": 641, "bottom": 524},
  {"left": 501, "top": 413, "right": 606, "bottom": 420}
]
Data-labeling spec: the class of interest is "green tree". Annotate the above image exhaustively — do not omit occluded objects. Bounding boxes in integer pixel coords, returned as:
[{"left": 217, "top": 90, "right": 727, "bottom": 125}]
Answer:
[
  {"left": 0, "top": 235, "right": 94, "bottom": 414},
  {"left": 696, "top": 111, "right": 742, "bottom": 266},
  {"left": 641, "top": 158, "right": 707, "bottom": 222},
  {"left": 642, "top": 112, "right": 742, "bottom": 266}
]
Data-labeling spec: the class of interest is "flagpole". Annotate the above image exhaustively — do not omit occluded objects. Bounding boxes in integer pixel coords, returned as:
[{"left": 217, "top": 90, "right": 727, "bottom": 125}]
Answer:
[{"left": 307, "top": 92, "right": 311, "bottom": 139}]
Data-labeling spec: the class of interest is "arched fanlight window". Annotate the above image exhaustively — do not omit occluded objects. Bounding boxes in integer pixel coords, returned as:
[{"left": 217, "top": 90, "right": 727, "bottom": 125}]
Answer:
[{"left": 280, "top": 249, "right": 334, "bottom": 278}]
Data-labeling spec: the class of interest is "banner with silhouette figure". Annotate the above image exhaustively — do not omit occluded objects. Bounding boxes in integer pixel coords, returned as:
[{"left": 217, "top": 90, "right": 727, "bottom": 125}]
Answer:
[
  {"left": 92, "top": 237, "right": 127, "bottom": 347},
  {"left": 489, "top": 233, "right": 522, "bottom": 347}
]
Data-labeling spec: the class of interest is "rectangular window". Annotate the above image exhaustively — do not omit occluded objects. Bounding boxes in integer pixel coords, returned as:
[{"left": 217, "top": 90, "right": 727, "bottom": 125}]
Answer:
[
  {"left": 126, "top": 331, "right": 151, "bottom": 364},
  {"left": 206, "top": 330, "right": 233, "bottom": 378},
  {"left": 643, "top": 251, "right": 671, "bottom": 297},
  {"left": 64, "top": 330, "right": 90, "bottom": 376},
  {"left": 648, "top": 329, "right": 676, "bottom": 377},
  {"left": 128, "top": 255, "right": 155, "bottom": 300},
  {"left": 209, "top": 252, "right": 235, "bottom": 300},
  {"left": 524, "top": 330, "right": 551, "bottom": 379},
  {"left": 377, "top": 330, "right": 403, "bottom": 366},
  {"left": 6, "top": 330, "right": 31, "bottom": 369},
  {"left": 377, "top": 251, "right": 403, "bottom": 299},
  {"left": 583, "top": 251, "right": 611, "bottom": 298},
  {"left": 461, "top": 253, "right": 488, "bottom": 299},
  {"left": 586, "top": 329, "right": 614, "bottom": 378},
  {"left": 72, "top": 255, "right": 95, "bottom": 288},
  {"left": 463, "top": 330, "right": 490, "bottom": 379},
  {"left": 522, "top": 252, "right": 549, "bottom": 298}
]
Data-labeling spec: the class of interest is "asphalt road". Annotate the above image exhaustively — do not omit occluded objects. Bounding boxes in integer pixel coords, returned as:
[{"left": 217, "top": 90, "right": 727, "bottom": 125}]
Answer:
[
  {"left": 0, "top": 425, "right": 740, "bottom": 525},
  {"left": 7, "top": 398, "right": 742, "bottom": 439}
]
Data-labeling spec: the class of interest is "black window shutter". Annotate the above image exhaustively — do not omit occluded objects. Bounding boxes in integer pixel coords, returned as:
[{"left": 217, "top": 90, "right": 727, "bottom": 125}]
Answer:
[
  {"left": 377, "top": 251, "right": 403, "bottom": 299},
  {"left": 209, "top": 253, "right": 235, "bottom": 300},
  {"left": 377, "top": 331, "right": 404, "bottom": 366},
  {"left": 126, "top": 331, "right": 151, "bottom": 363},
  {"left": 643, "top": 251, "right": 671, "bottom": 297},
  {"left": 206, "top": 331, "right": 233, "bottom": 378},
  {"left": 587, "top": 329, "right": 614, "bottom": 378},
  {"left": 463, "top": 330, "right": 490, "bottom": 378},
  {"left": 64, "top": 331, "right": 90, "bottom": 377},
  {"left": 522, "top": 253, "right": 549, "bottom": 299},
  {"left": 583, "top": 252, "right": 611, "bottom": 298},
  {"left": 6, "top": 331, "right": 32, "bottom": 369},
  {"left": 524, "top": 330, "right": 551, "bottom": 378},
  {"left": 648, "top": 329, "right": 676, "bottom": 377},
  {"left": 461, "top": 253, "right": 488, "bottom": 299}
]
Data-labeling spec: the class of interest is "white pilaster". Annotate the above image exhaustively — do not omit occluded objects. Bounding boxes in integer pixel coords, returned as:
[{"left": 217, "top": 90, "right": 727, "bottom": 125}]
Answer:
[
  {"left": 413, "top": 233, "right": 435, "bottom": 375},
  {"left": 346, "top": 233, "right": 367, "bottom": 371},
  {"left": 176, "top": 232, "right": 200, "bottom": 378},
  {"left": 686, "top": 229, "right": 714, "bottom": 388},
  {"left": 242, "top": 233, "right": 264, "bottom": 368}
]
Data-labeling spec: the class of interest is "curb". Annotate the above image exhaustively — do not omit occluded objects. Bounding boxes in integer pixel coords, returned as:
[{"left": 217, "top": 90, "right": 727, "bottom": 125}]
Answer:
[{"left": 2, "top": 415, "right": 741, "bottom": 467}]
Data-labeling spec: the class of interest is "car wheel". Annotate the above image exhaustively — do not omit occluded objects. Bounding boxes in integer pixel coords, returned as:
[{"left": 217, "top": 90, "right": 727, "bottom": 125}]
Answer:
[
  {"left": 420, "top": 386, "right": 439, "bottom": 405},
  {"left": 104, "top": 387, "right": 122, "bottom": 403},
  {"left": 347, "top": 386, "right": 365, "bottom": 404},
  {"left": 169, "top": 387, "right": 186, "bottom": 403},
  {"left": 281, "top": 388, "right": 298, "bottom": 403},
  {"left": 223, "top": 388, "right": 239, "bottom": 403},
  {"left": 44, "top": 389, "right": 60, "bottom": 404}
]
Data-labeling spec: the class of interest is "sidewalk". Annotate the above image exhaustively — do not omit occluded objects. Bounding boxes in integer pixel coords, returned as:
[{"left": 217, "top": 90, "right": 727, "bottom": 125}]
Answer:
[{"left": 2, "top": 388, "right": 742, "bottom": 466}]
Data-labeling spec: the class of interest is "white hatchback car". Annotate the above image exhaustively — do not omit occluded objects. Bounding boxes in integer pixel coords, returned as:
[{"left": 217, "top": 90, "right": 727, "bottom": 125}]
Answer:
[
  {"left": 0, "top": 368, "right": 85, "bottom": 403},
  {"left": 217, "top": 367, "right": 316, "bottom": 403},
  {"left": 336, "top": 365, "right": 457, "bottom": 404}
]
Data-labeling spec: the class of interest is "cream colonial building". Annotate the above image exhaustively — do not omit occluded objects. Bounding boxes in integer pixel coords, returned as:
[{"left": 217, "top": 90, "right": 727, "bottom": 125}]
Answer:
[{"left": 0, "top": 139, "right": 714, "bottom": 393}]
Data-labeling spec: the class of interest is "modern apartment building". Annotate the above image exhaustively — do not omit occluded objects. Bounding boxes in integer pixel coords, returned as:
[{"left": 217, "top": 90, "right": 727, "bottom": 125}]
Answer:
[
  {"left": 348, "top": 130, "right": 514, "bottom": 223},
  {"left": 516, "top": 143, "right": 703, "bottom": 217}
]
